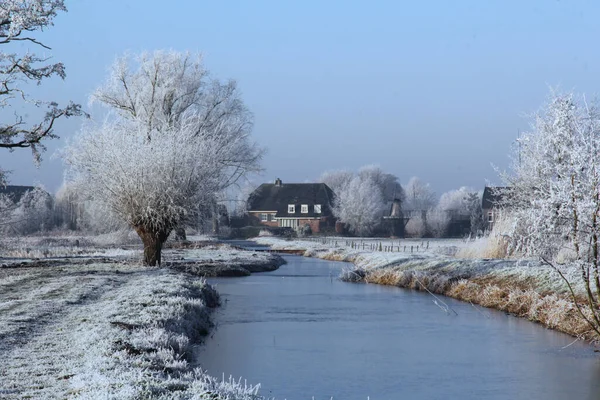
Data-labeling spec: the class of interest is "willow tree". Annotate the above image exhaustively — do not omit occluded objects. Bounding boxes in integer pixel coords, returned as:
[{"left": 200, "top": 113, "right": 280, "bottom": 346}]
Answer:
[
  {"left": 64, "top": 51, "right": 262, "bottom": 266},
  {"left": 0, "top": 0, "right": 84, "bottom": 185}
]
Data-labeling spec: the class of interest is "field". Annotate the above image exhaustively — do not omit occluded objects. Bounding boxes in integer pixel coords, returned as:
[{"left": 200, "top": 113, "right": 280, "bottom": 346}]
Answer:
[{"left": 0, "top": 233, "right": 276, "bottom": 399}]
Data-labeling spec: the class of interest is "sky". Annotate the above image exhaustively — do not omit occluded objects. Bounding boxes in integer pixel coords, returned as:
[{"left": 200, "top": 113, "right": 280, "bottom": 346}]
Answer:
[{"left": 3, "top": 0, "right": 600, "bottom": 197}]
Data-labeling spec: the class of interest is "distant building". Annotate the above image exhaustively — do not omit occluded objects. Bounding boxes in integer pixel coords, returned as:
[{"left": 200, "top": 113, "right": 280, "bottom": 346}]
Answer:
[
  {"left": 247, "top": 178, "right": 335, "bottom": 233},
  {"left": 482, "top": 186, "right": 507, "bottom": 231},
  {"left": 382, "top": 198, "right": 407, "bottom": 237}
]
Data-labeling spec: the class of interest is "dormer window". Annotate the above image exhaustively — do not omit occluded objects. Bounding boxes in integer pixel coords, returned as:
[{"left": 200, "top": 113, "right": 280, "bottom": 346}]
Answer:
[
  {"left": 314, "top": 204, "right": 322, "bottom": 214},
  {"left": 288, "top": 204, "right": 295, "bottom": 214},
  {"left": 301, "top": 204, "right": 308, "bottom": 213}
]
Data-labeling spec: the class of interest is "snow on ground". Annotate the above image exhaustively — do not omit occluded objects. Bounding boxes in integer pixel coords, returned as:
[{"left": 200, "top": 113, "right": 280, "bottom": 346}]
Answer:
[
  {"left": 0, "top": 261, "right": 266, "bottom": 399},
  {"left": 0, "top": 233, "right": 142, "bottom": 259},
  {"left": 255, "top": 236, "right": 470, "bottom": 257},
  {"left": 168, "top": 243, "right": 277, "bottom": 265}
]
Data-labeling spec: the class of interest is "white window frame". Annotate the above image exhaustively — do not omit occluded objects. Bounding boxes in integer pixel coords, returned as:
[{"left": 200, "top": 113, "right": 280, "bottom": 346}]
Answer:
[
  {"left": 301, "top": 204, "right": 308, "bottom": 214},
  {"left": 270, "top": 213, "right": 277, "bottom": 221},
  {"left": 314, "top": 204, "right": 322, "bottom": 214},
  {"left": 260, "top": 213, "right": 268, "bottom": 222},
  {"left": 488, "top": 211, "right": 493, "bottom": 223},
  {"left": 288, "top": 204, "right": 295, "bottom": 214}
]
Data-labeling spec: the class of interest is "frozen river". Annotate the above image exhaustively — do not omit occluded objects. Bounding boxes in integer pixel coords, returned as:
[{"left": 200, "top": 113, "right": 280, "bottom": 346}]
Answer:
[{"left": 194, "top": 254, "right": 600, "bottom": 400}]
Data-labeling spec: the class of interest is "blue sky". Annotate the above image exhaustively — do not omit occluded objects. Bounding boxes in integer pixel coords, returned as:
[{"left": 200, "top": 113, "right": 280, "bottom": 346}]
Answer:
[{"left": 3, "top": 0, "right": 600, "bottom": 196}]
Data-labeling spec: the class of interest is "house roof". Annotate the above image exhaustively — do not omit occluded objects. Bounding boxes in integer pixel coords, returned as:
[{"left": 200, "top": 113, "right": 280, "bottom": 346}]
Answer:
[
  {"left": 482, "top": 186, "right": 507, "bottom": 209},
  {"left": 0, "top": 185, "right": 36, "bottom": 203},
  {"left": 248, "top": 180, "right": 335, "bottom": 218}
]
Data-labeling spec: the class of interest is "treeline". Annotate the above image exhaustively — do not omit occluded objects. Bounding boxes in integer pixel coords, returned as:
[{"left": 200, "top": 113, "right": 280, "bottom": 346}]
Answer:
[{"left": 319, "top": 165, "right": 484, "bottom": 237}]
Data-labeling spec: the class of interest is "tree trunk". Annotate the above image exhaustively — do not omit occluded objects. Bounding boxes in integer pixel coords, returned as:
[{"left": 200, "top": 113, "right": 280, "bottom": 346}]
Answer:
[{"left": 135, "top": 225, "right": 170, "bottom": 266}]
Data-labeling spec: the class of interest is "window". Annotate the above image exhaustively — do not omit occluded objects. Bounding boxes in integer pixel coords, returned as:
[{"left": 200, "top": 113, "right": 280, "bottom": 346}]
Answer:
[
  {"left": 301, "top": 204, "right": 308, "bottom": 213},
  {"left": 288, "top": 204, "right": 295, "bottom": 214},
  {"left": 270, "top": 213, "right": 277, "bottom": 221},
  {"left": 261, "top": 213, "right": 268, "bottom": 221},
  {"left": 488, "top": 212, "right": 493, "bottom": 222},
  {"left": 314, "top": 204, "right": 322, "bottom": 214}
]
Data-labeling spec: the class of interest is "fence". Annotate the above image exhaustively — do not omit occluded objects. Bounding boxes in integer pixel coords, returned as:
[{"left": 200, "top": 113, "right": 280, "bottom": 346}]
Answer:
[{"left": 304, "top": 237, "right": 431, "bottom": 253}]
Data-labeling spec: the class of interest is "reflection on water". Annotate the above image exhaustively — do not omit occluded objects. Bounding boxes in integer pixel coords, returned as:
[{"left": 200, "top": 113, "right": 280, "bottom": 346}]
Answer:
[{"left": 194, "top": 255, "right": 600, "bottom": 400}]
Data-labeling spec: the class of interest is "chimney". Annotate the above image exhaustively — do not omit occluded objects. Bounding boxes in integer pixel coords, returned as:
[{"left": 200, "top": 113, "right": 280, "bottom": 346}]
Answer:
[{"left": 275, "top": 178, "right": 282, "bottom": 187}]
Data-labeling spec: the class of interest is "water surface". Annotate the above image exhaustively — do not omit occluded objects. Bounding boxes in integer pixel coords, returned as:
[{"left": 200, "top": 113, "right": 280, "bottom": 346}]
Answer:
[{"left": 195, "top": 255, "right": 600, "bottom": 400}]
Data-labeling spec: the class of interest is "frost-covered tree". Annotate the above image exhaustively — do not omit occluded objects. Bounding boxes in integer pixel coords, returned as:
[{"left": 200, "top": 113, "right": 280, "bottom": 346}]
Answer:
[
  {"left": 322, "top": 166, "right": 403, "bottom": 235},
  {"left": 65, "top": 51, "right": 262, "bottom": 266},
  {"left": 438, "top": 186, "right": 484, "bottom": 235},
  {"left": 357, "top": 165, "right": 405, "bottom": 203},
  {"left": 405, "top": 213, "right": 426, "bottom": 237},
  {"left": 319, "top": 169, "right": 354, "bottom": 196},
  {"left": 92, "top": 51, "right": 259, "bottom": 239},
  {"left": 502, "top": 91, "right": 600, "bottom": 338},
  {"left": 333, "top": 177, "right": 385, "bottom": 236},
  {"left": 404, "top": 177, "right": 436, "bottom": 210},
  {"left": 321, "top": 166, "right": 403, "bottom": 204},
  {"left": 0, "top": 187, "right": 52, "bottom": 235},
  {"left": 426, "top": 208, "right": 451, "bottom": 238},
  {"left": 92, "top": 51, "right": 252, "bottom": 168},
  {"left": 0, "top": 1, "right": 84, "bottom": 181}
]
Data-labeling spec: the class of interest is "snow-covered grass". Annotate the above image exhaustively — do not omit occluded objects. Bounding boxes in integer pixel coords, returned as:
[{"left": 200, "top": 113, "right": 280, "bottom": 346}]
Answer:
[
  {"left": 0, "top": 233, "right": 142, "bottom": 259},
  {"left": 254, "top": 236, "right": 474, "bottom": 261},
  {"left": 0, "top": 261, "right": 267, "bottom": 399},
  {"left": 253, "top": 237, "right": 597, "bottom": 341},
  {"left": 169, "top": 243, "right": 275, "bottom": 264}
]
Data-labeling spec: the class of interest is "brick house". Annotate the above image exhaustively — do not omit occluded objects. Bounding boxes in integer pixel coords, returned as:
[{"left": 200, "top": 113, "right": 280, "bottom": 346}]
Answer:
[
  {"left": 247, "top": 178, "right": 335, "bottom": 233},
  {"left": 482, "top": 186, "right": 506, "bottom": 231}
]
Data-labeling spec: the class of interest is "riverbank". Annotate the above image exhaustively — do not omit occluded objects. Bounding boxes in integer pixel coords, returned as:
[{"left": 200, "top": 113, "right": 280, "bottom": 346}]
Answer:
[
  {"left": 0, "top": 235, "right": 285, "bottom": 277},
  {"left": 0, "top": 235, "right": 285, "bottom": 399},
  {"left": 253, "top": 237, "right": 597, "bottom": 343},
  {"left": 0, "top": 259, "right": 270, "bottom": 399}
]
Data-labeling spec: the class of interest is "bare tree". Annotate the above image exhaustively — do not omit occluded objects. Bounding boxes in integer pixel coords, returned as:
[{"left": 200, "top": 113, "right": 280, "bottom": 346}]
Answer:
[
  {"left": 0, "top": 1, "right": 84, "bottom": 182},
  {"left": 65, "top": 51, "right": 262, "bottom": 266}
]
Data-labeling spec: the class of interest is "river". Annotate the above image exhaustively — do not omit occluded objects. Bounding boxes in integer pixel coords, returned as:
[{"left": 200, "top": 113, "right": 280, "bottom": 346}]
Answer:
[{"left": 194, "top": 254, "right": 600, "bottom": 400}]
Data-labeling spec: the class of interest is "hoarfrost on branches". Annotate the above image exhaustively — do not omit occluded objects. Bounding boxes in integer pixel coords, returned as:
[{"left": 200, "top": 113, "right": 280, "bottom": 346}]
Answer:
[
  {"left": 323, "top": 166, "right": 403, "bottom": 235},
  {"left": 502, "top": 90, "right": 600, "bottom": 338},
  {"left": 0, "top": 186, "right": 52, "bottom": 235},
  {"left": 404, "top": 176, "right": 436, "bottom": 211},
  {"left": 319, "top": 169, "right": 354, "bottom": 195},
  {"left": 0, "top": 1, "right": 85, "bottom": 180},
  {"left": 333, "top": 176, "right": 385, "bottom": 236},
  {"left": 65, "top": 51, "right": 263, "bottom": 266}
]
